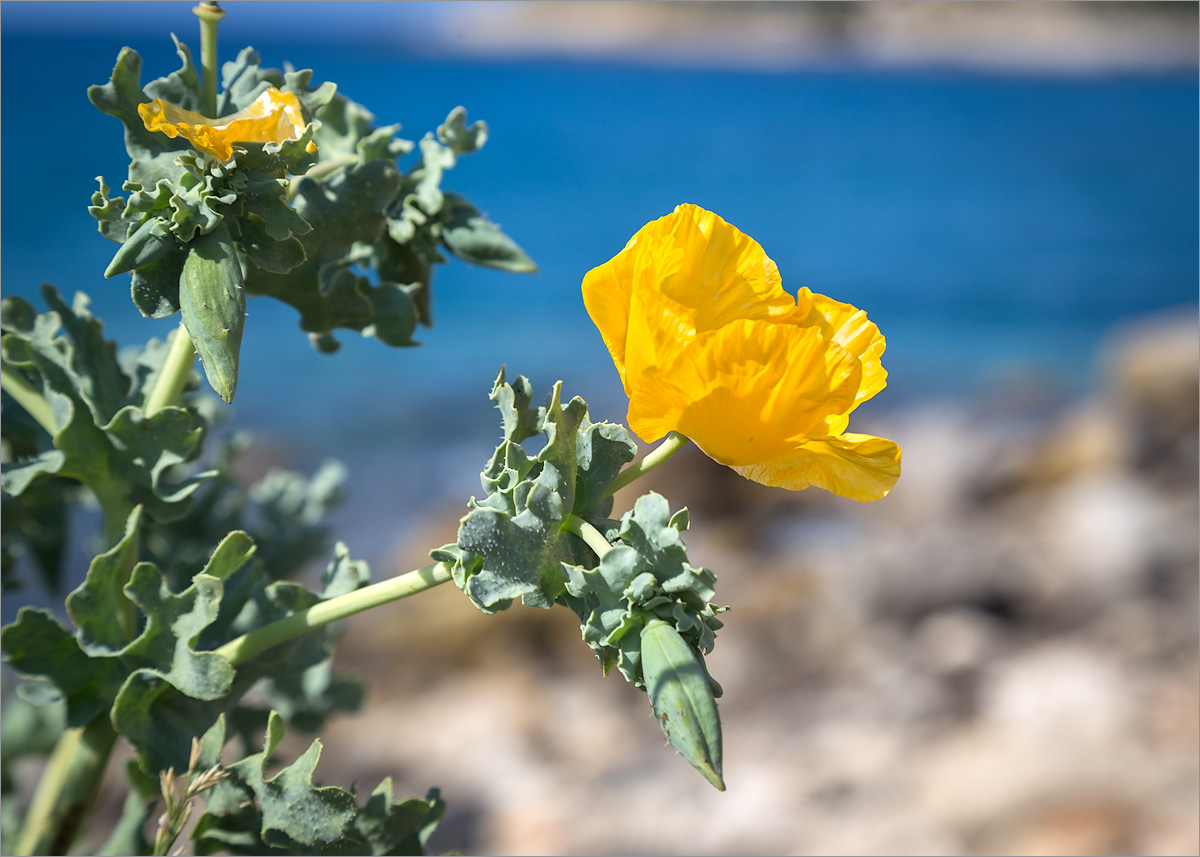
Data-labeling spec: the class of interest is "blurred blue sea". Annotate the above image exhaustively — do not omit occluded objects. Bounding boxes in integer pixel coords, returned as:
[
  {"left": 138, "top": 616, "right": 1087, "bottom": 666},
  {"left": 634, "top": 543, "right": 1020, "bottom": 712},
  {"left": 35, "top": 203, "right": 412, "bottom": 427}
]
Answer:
[{"left": 3, "top": 24, "right": 1197, "bottom": 537}]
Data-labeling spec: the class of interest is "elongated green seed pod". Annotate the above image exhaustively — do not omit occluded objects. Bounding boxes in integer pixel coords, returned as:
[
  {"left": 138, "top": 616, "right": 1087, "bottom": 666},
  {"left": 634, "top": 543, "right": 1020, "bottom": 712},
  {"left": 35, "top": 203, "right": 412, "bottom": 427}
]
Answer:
[
  {"left": 641, "top": 618, "right": 725, "bottom": 791},
  {"left": 104, "top": 217, "right": 175, "bottom": 278},
  {"left": 179, "top": 223, "right": 245, "bottom": 403}
]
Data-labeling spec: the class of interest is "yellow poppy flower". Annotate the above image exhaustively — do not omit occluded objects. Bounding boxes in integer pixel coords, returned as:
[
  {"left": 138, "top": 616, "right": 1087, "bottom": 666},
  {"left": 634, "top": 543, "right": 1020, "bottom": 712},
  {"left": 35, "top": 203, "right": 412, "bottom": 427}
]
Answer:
[
  {"left": 138, "top": 86, "right": 315, "bottom": 162},
  {"left": 582, "top": 203, "right": 901, "bottom": 501}
]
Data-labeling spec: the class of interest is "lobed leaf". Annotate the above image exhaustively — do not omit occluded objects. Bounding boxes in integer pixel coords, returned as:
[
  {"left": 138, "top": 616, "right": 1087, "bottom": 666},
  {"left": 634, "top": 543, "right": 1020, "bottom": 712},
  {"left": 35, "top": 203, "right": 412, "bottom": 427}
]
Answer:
[{"left": 1, "top": 287, "right": 214, "bottom": 522}]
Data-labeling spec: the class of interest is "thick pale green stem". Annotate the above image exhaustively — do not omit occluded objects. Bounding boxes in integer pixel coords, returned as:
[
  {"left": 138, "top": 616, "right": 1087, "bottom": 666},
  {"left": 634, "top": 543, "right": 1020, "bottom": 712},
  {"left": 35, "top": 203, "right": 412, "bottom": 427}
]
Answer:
[
  {"left": 1, "top": 365, "right": 57, "bottom": 435},
  {"left": 216, "top": 562, "right": 453, "bottom": 666},
  {"left": 193, "top": 2, "right": 225, "bottom": 117},
  {"left": 605, "top": 431, "right": 691, "bottom": 498},
  {"left": 14, "top": 716, "right": 119, "bottom": 856},
  {"left": 561, "top": 515, "right": 614, "bottom": 559},
  {"left": 144, "top": 324, "right": 196, "bottom": 416}
]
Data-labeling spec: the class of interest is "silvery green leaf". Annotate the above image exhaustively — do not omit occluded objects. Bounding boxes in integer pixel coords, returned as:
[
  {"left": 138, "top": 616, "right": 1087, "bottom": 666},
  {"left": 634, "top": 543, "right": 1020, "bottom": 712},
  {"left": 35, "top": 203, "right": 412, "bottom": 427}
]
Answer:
[
  {"left": 228, "top": 712, "right": 357, "bottom": 849},
  {"left": 87, "top": 48, "right": 185, "bottom": 171},
  {"left": 0, "top": 608, "right": 124, "bottom": 727},
  {"left": 440, "top": 193, "right": 537, "bottom": 274},
  {"left": 1, "top": 288, "right": 213, "bottom": 520},
  {"left": 562, "top": 492, "right": 725, "bottom": 687},
  {"left": 242, "top": 159, "right": 405, "bottom": 347},
  {"left": 0, "top": 473, "right": 73, "bottom": 595},
  {"left": 65, "top": 506, "right": 144, "bottom": 654},
  {"left": 143, "top": 36, "right": 204, "bottom": 113},
  {"left": 437, "top": 106, "right": 488, "bottom": 154},
  {"left": 454, "top": 377, "right": 587, "bottom": 612},
  {"left": 572, "top": 417, "right": 637, "bottom": 517}
]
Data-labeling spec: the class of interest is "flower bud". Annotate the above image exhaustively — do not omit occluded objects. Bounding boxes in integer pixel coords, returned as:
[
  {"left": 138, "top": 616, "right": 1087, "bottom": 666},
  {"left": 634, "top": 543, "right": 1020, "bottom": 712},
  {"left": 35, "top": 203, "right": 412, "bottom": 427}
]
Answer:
[
  {"left": 180, "top": 223, "right": 245, "bottom": 403},
  {"left": 640, "top": 618, "right": 724, "bottom": 790},
  {"left": 104, "top": 217, "right": 175, "bottom": 278}
]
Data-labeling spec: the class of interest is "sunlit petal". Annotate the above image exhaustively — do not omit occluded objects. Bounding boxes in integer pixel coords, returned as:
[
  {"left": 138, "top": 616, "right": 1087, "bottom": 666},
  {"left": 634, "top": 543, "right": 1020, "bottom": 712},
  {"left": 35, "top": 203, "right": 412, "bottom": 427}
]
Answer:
[
  {"left": 653, "top": 204, "right": 795, "bottom": 331},
  {"left": 582, "top": 234, "right": 637, "bottom": 394},
  {"left": 138, "top": 86, "right": 313, "bottom": 161},
  {"left": 629, "top": 319, "right": 861, "bottom": 466},
  {"left": 583, "top": 204, "right": 900, "bottom": 500},
  {"left": 790, "top": 286, "right": 887, "bottom": 407},
  {"left": 733, "top": 433, "right": 902, "bottom": 501}
]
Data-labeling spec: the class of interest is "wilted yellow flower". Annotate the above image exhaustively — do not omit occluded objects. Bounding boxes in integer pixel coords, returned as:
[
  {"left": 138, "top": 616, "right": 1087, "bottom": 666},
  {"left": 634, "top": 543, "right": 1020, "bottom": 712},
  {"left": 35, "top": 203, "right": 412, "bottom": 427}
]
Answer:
[
  {"left": 582, "top": 204, "right": 901, "bottom": 501},
  {"left": 138, "top": 87, "right": 315, "bottom": 161}
]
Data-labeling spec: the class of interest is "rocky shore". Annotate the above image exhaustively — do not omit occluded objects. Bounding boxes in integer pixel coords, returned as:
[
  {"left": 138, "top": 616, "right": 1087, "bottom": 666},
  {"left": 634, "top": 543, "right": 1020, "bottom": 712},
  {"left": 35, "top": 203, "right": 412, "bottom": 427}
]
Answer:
[
  {"left": 314, "top": 306, "right": 1197, "bottom": 854},
  {"left": 435, "top": 2, "right": 1198, "bottom": 73}
]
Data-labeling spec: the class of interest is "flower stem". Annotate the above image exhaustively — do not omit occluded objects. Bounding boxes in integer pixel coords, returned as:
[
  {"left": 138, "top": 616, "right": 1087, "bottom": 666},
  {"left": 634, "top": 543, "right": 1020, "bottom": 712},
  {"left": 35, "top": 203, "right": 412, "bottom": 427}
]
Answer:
[
  {"left": 605, "top": 431, "right": 691, "bottom": 498},
  {"left": 13, "top": 716, "right": 119, "bottom": 856},
  {"left": 144, "top": 324, "right": 195, "bottom": 416},
  {"left": 561, "top": 514, "right": 613, "bottom": 559},
  {"left": 215, "top": 562, "right": 453, "bottom": 666},
  {"left": 0, "top": 365, "right": 57, "bottom": 435},
  {"left": 193, "top": 2, "right": 225, "bottom": 117}
]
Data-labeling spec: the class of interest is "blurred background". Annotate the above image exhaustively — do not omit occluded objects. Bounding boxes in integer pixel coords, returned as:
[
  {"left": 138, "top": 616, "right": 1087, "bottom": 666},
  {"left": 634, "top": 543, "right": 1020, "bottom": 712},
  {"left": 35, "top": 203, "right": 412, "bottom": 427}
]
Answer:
[{"left": 2, "top": 2, "right": 1197, "bottom": 854}]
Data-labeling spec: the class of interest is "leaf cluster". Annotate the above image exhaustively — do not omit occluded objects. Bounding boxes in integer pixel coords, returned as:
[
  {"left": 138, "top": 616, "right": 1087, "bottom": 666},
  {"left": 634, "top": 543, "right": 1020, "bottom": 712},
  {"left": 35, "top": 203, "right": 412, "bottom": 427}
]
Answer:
[
  {"left": 435, "top": 370, "right": 726, "bottom": 692},
  {"left": 432, "top": 368, "right": 638, "bottom": 612},
  {"left": 1, "top": 294, "right": 443, "bottom": 853},
  {"left": 89, "top": 40, "right": 326, "bottom": 318},
  {"left": 2, "top": 286, "right": 212, "bottom": 528},
  {"left": 89, "top": 39, "right": 537, "bottom": 354},
  {"left": 563, "top": 493, "right": 725, "bottom": 692}
]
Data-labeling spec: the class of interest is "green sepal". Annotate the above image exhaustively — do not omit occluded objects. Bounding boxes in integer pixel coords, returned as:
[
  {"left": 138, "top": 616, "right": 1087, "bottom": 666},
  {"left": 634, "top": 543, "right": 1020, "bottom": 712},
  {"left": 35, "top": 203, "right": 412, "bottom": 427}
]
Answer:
[
  {"left": 130, "top": 245, "right": 187, "bottom": 318},
  {"left": 641, "top": 618, "right": 725, "bottom": 791}
]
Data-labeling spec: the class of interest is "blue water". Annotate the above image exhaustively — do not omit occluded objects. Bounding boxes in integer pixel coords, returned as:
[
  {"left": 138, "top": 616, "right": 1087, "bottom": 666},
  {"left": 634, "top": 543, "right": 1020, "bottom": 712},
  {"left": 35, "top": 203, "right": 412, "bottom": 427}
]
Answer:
[{"left": 3, "top": 33, "right": 1197, "bottom": 535}]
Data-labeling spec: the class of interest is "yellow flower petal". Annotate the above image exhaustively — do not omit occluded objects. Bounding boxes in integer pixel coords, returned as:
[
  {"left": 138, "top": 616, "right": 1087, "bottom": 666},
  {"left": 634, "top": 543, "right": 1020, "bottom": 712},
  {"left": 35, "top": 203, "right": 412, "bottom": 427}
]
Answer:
[
  {"left": 581, "top": 233, "right": 637, "bottom": 393},
  {"left": 791, "top": 286, "right": 888, "bottom": 408},
  {"left": 138, "top": 86, "right": 313, "bottom": 161},
  {"left": 627, "top": 318, "right": 861, "bottom": 466},
  {"left": 582, "top": 203, "right": 795, "bottom": 395},
  {"left": 583, "top": 203, "right": 900, "bottom": 500},
  {"left": 732, "top": 433, "right": 902, "bottom": 501},
  {"left": 652, "top": 204, "right": 794, "bottom": 331}
]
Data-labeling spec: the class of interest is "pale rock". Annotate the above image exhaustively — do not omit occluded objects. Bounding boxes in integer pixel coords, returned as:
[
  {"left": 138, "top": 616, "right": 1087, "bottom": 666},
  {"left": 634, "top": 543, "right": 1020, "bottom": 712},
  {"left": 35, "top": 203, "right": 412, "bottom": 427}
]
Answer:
[
  {"left": 979, "top": 642, "right": 1132, "bottom": 745},
  {"left": 1033, "top": 471, "right": 1160, "bottom": 605},
  {"left": 915, "top": 607, "right": 1005, "bottom": 675}
]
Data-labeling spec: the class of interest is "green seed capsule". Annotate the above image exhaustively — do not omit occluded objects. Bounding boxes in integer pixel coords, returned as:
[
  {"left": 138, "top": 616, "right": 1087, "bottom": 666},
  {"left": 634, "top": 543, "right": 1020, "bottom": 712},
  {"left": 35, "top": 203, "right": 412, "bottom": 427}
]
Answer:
[
  {"left": 179, "top": 223, "right": 245, "bottom": 403},
  {"left": 104, "top": 217, "right": 175, "bottom": 278},
  {"left": 640, "top": 618, "right": 725, "bottom": 791}
]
